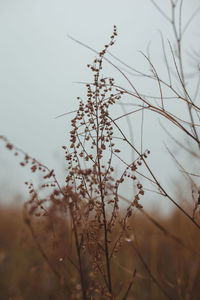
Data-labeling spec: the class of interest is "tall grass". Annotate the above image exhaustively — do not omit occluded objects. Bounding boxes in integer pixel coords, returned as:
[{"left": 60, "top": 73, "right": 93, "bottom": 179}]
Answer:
[{"left": 1, "top": 1, "right": 200, "bottom": 299}]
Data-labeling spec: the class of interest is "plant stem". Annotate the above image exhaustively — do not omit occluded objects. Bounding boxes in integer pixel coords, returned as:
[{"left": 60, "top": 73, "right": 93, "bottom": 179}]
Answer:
[
  {"left": 95, "top": 91, "right": 112, "bottom": 295},
  {"left": 70, "top": 203, "right": 88, "bottom": 300}
]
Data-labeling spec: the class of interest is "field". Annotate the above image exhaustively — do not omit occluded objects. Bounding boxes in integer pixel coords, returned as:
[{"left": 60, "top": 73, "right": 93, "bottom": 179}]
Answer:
[{"left": 1, "top": 204, "right": 200, "bottom": 300}]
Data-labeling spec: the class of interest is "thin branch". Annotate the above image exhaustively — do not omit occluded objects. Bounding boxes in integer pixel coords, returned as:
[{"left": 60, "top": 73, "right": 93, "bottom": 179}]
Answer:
[
  {"left": 160, "top": 31, "right": 172, "bottom": 86},
  {"left": 122, "top": 269, "right": 137, "bottom": 300},
  {"left": 109, "top": 117, "right": 200, "bottom": 230},
  {"left": 24, "top": 217, "right": 71, "bottom": 293},
  {"left": 150, "top": 0, "right": 172, "bottom": 23},
  {"left": 140, "top": 51, "right": 164, "bottom": 109},
  {"left": 182, "top": 6, "right": 200, "bottom": 36},
  {"left": 132, "top": 233, "right": 173, "bottom": 300}
]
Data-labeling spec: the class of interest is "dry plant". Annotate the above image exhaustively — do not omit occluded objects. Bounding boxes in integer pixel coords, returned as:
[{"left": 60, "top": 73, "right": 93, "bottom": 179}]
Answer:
[{"left": 1, "top": 1, "right": 200, "bottom": 299}]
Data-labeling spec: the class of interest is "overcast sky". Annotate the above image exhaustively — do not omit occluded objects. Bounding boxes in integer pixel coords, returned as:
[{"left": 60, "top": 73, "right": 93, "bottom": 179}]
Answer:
[{"left": 0, "top": 0, "right": 200, "bottom": 213}]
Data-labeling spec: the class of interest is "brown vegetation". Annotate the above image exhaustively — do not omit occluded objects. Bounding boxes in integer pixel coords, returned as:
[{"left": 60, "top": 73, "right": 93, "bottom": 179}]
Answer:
[{"left": 1, "top": 205, "right": 200, "bottom": 300}]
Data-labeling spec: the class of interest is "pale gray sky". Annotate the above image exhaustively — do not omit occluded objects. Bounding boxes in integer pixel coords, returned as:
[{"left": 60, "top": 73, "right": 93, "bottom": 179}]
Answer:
[{"left": 0, "top": 0, "right": 199, "bottom": 213}]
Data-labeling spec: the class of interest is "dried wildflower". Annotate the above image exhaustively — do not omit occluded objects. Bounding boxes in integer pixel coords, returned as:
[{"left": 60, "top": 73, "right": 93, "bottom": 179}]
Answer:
[{"left": 6, "top": 143, "right": 13, "bottom": 150}]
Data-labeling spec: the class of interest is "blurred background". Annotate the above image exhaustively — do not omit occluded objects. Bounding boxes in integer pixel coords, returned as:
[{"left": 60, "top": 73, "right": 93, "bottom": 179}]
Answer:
[
  {"left": 0, "top": 0, "right": 200, "bottom": 212},
  {"left": 1, "top": 2, "right": 200, "bottom": 299}
]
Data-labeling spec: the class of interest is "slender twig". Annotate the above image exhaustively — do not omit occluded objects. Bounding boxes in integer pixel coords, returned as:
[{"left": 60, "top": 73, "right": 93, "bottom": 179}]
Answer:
[
  {"left": 24, "top": 217, "right": 71, "bottom": 293},
  {"left": 110, "top": 116, "right": 200, "bottom": 230},
  {"left": 132, "top": 233, "right": 173, "bottom": 300},
  {"left": 150, "top": 0, "right": 172, "bottom": 23},
  {"left": 122, "top": 269, "right": 137, "bottom": 300},
  {"left": 182, "top": 6, "right": 200, "bottom": 35},
  {"left": 69, "top": 201, "right": 88, "bottom": 300}
]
